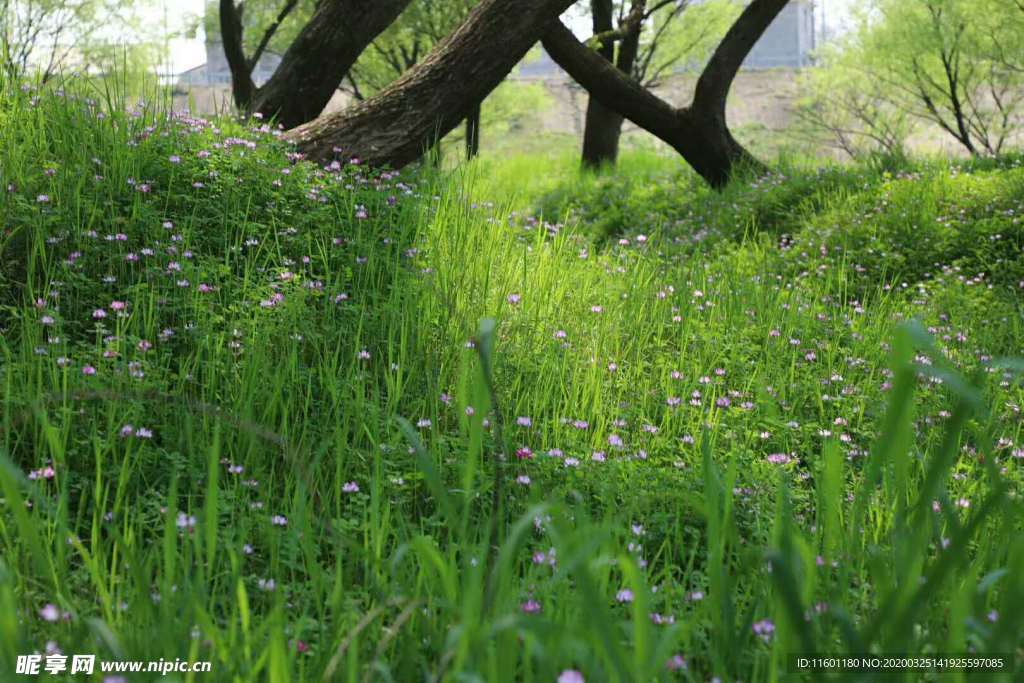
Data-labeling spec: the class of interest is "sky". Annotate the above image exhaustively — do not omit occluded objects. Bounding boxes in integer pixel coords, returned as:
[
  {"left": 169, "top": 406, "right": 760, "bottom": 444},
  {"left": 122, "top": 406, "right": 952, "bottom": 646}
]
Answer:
[{"left": 160, "top": 0, "right": 856, "bottom": 76}]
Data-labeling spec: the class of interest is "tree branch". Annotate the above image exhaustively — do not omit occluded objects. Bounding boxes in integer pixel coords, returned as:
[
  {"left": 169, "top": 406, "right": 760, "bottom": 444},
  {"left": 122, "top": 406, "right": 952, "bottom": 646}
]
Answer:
[
  {"left": 693, "top": 0, "right": 789, "bottom": 114},
  {"left": 249, "top": 0, "right": 300, "bottom": 71}
]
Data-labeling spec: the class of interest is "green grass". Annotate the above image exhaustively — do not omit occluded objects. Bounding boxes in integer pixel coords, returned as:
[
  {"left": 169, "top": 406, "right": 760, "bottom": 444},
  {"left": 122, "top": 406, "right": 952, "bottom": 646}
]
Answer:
[{"left": 1, "top": 80, "right": 1023, "bottom": 682}]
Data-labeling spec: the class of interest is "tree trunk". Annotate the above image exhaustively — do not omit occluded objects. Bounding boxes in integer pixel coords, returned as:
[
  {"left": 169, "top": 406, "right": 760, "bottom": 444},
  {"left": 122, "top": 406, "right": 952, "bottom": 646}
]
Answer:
[
  {"left": 465, "top": 101, "right": 481, "bottom": 159},
  {"left": 543, "top": 0, "right": 788, "bottom": 187},
  {"left": 581, "top": 0, "right": 620, "bottom": 168},
  {"left": 247, "top": 0, "right": 412, "bottom": 129},
  {"left": 286, "top": 0, "right": 575, "bottom": 168},
  {"left": 219, "top": 0, "right": 255, "bottom": 110}
]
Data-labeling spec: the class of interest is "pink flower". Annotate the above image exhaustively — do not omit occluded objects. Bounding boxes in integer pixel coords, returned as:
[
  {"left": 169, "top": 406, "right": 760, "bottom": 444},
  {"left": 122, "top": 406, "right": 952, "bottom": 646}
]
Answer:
[
  {"left": 343, "top": 481, "right": 359, "bottom": 493},
  {"left": 82, "top": 365, "right": 97, "bottom": 376},
  {"left": 520, "top": 599, "right": 541, "bottom": 614},
  {"left": 558, "top": 671, "right": 584, "bottom": 683},
  {"left": 39, "top": 604, "right": 60, "bottom": 622},
  {"left": 752, "top": 619, "right": 775, "bottom": 642}
]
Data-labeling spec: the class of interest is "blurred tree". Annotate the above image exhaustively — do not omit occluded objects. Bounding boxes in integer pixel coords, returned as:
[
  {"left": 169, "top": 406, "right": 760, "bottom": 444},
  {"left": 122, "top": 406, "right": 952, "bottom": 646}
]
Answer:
[
  {"left": 579, "top": 0, "right": 739, "bottom": 168},
  {"left": 542, "top": 0, "right": 788, "bottom": 186},
  {"left": 793, "top": 39, "right": 916, "bottom": 160},
  {"left": 0, "top": 0, "right": 144, "bottom": 82},
  {"left": 836, "top": 0, "right": 1024, "bottom": 156}
]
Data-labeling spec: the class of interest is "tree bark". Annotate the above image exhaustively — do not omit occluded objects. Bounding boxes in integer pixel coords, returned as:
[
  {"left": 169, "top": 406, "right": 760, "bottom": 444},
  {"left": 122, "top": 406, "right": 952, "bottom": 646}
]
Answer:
[
  {"left": 581, "top": 0, "right": 621, "bottom": 168},
  {"left": 465, "top": 101, "right": 481, "bottom": 159},
  {"left": 219, "top": 0, "right": 255, "bottom": 109},
  {"left": 219, "top": 0, "right": 412, "bottom": 128},
  {"left": 544, "top": 0, "right": 789, "bottom": 187},
  {"left": 581, "top": 0, "right": 644, "bottom": 169},
  {"left": 252, "top": 0, "right": 412, "bottom": 128},
  {"left": 286, "top": 0, "right": 576, "bottom": 167}
]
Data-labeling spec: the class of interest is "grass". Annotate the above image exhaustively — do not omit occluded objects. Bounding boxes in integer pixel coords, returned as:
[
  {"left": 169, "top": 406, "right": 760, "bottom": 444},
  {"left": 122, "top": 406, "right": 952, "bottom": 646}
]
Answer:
[{"left": 1, "top": 79, "right": 1023, "bottom": 682}]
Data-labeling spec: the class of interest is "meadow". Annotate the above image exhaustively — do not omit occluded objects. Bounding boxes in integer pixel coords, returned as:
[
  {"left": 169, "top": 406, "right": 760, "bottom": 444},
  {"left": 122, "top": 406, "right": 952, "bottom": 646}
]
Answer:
[{"left": 1, "top": 83, "right": 1023, "bottom": 681}]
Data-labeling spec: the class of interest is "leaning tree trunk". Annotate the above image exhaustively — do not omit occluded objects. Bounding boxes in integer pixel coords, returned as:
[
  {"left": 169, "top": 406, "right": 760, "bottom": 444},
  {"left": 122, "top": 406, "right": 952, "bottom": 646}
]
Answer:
[
  {"left": 241, "top": 0, "right": 412, "bottom": 129},
  {"left": 286, "top": 0, "right": 576, "bottom": 167},
  {"left": 465, "top": 102, "right": 481, "bottom": 159},
  {"left": 544, "top": 0, "right": 788, "bottom": 187}
]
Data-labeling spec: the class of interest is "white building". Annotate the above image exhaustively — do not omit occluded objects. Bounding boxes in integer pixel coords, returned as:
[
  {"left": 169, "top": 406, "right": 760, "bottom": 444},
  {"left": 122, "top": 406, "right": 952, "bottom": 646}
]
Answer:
[{"left": 176, "top": 41, "right": 281, "bottom": 87}]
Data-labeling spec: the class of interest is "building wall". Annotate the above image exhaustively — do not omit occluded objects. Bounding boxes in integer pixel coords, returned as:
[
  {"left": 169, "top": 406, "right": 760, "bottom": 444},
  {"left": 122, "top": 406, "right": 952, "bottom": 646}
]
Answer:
[
  {"left": 176, "top": 42, "right": 282, "bottom": 87},
  {"left": 744, "top": 1, "right": 815, "bottom": 69}
]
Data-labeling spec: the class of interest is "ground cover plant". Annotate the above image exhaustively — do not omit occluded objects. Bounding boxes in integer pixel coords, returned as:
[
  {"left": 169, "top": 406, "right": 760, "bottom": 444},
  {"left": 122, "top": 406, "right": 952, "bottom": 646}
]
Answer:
[{"left": 1, "top": 82, "right": 1023, "bottom": 682}]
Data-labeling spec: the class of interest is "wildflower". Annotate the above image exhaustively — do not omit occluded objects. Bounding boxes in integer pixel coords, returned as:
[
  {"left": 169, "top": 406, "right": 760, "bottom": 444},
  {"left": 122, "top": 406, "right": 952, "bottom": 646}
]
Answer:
[
  {"left": 81, "top": 365, "right": 96, "bottom": 376},
  {"left": 608, "top": 434, "right": 623, "bottom": 448},
  {"left": 176, "top": 512, "right": 196, "bottom": 530},
  {"left": 464, "top": 406, "right": 475, "bottom": 417},
  {"left": 665, "top": 655, "right": 687, "bottom": 671},
  {"left": 507, "top": 293, "right": 521, "bottom": 305},
  {"left": 752, "top": 619, "right": 775, "bottom": 642},
  {"left": 516, "top": 475, "right": 531, "bottom": 486},
  {"left": 766, "top": 453, "right": 792, "bottom": 465},
  {"left": 515, "top": 447, "right": 534, "bottom": 460},
  {"left": 271, "top": 515, "right": 288, "bottom": 526},
  {"left": 39, "top": 604, "right": 60, "bottom": 622},
  {"left": 357, "top": 349, "right": 370, "bottom": 360},
  {"left": 168, "top": 155, "right": 181, "bottom": 164},
  {"left": 416, "top": 418, "right": 432, "bottom": 428},
  {"left": 342, "top": 481, "right": 360, "bottom": 493},
  {"left": 615, "top": 589, "right": 634, "bottom": 603},
  {"left": 37, "top": 194, "right": 50, "bottom": 203},
  {"left": 40, "top": 315, "right": 55, "bottom": 325},
  {"left": 92, "top": 309, "right": 107, "bottom": 319},
  {"left": 520, "top": 599, "right": 541, "bottom": 614},
  {"left": 516, "top": 416, "right": 532, "bottom": 427},
  {"left": 28, "top": 465, "right": 56, "bottom": 480},
  {"left": 591, "top": 451, "right": 606, "bottom": 462},
  {"left": 119, "top": 425, "right": 134, "bottom": 438},
  {"left": 135, "top": 427, "right": 152, "bottom": 438},
  {"left": 558, "top": 671, "right": 584, "bottom": 683},
  {"left": 257, "top": 578, "right": 276, "bottom": 592}
]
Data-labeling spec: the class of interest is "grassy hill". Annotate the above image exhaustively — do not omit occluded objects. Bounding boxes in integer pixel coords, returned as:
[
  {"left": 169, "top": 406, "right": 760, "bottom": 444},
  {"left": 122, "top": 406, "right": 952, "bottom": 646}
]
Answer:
[{"left": 1, "top": 83, "right": 1022, "bottom": 681}]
